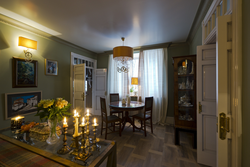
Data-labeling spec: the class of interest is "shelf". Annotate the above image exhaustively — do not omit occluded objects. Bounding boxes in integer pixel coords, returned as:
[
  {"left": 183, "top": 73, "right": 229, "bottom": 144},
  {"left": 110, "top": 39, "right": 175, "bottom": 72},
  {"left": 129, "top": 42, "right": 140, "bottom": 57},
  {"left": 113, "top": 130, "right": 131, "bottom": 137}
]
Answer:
[{"left": 178, "top": 74, "right": 194, "bottom": 77}]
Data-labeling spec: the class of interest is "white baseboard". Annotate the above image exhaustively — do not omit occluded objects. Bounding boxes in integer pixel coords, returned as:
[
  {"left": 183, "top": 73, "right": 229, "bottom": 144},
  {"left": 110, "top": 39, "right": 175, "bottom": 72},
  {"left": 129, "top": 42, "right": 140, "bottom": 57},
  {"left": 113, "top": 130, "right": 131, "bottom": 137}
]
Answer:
[{"left": 166, "top": 116, "right": 174, "bottom": 125}]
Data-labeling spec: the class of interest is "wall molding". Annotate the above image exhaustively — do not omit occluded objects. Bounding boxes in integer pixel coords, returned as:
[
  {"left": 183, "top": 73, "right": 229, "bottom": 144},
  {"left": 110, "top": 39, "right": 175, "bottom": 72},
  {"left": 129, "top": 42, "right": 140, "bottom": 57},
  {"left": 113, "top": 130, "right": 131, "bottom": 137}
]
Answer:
[
  {"left": 187, "top": 0, "right": 213, "bottom": 44},
  {"left": 0, "top": 14, "right": 96, "bottom": 56}
]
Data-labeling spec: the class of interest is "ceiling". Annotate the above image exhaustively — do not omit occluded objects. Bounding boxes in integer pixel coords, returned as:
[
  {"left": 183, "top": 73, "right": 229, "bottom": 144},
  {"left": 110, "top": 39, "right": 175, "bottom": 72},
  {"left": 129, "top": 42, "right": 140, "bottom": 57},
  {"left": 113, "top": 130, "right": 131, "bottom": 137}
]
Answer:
[{"left": 0, "top": 0, "right": 201, "bottom": 53}]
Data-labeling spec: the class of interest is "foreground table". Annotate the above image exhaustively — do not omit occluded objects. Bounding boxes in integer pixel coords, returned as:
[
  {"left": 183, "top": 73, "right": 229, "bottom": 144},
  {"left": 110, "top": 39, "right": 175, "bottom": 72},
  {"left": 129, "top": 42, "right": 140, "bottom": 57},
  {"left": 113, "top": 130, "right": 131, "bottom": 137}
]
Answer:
[
  {"left": 109, "top": 101, "right": 145, "bottom": 131},
  {"left": 0, "top": 128, "right": 117, "bottom": 167}
]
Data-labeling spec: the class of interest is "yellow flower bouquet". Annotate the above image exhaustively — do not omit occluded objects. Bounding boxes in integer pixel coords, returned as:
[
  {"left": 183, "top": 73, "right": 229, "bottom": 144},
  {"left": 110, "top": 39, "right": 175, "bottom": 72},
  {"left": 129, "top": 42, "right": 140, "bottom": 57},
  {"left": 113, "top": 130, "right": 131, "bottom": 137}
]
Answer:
[
  {"left": 35, "top": 98, "right": 72, "bottom": 144},
  {"left": 36, "top": 98, "right": 72, "bottom": 122}
]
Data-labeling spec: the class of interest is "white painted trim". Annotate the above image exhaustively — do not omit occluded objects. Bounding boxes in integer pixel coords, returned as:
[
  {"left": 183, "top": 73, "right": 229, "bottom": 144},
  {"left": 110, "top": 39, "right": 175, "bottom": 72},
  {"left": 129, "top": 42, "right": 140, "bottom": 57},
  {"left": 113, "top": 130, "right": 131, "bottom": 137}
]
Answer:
[
  {"left": 204, "top": 27, "right": 216, "bottom": 44},
  {"left": 70, "top": 52, "right": 97, "bottom": 114}
]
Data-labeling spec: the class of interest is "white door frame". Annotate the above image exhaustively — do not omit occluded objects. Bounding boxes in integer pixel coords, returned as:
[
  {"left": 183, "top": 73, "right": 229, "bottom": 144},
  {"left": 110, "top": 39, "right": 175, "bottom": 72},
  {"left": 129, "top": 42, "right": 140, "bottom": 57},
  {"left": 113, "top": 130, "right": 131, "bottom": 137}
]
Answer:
[
  {"left": 201, "top": 0, "right": 242, "bottom": 166},
  {"left": 70, "top": 52, "right": 97, "bottom": 114}
]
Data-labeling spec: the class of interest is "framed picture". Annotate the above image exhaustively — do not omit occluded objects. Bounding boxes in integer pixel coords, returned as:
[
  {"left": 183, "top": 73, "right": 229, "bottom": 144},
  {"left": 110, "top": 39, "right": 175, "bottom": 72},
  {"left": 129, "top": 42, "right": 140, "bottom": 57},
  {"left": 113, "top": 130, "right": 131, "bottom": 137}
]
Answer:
[
  {"left": 45, "top": 59, "right": 58, "bottom": 75},
  {"left": 5, "top": 91, "right": 42, "bottom": 119},
  {"left": 12, "top": 57, "right": 38, "bottom": 88}
]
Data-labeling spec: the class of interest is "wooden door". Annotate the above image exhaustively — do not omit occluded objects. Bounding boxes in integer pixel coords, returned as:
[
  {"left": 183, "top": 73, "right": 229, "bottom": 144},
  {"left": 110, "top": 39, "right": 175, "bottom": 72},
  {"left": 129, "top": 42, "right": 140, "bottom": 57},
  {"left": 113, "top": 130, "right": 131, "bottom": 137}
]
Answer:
[
  {"left": 73, "top": 64, "right": 85, "bottom": 116},
  {"left": 94, "top": 69, "right": 107, "bottom": 115},
  {"left": 197, "top": 44, "right": 216, "bottom": 167},
  {"left": 216, "top": 14, "right": 232, "bottom": 167}
]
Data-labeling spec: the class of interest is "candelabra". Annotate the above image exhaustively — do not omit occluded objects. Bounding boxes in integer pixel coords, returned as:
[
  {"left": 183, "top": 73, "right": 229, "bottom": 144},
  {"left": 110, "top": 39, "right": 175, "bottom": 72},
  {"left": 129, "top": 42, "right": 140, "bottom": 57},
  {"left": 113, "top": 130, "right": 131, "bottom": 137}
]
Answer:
[
  {"left": 57, "top": 125, "right": 71, "bottom": 155},
  {"left": 70, "top": 114, "right": 81, "bottom": 156},
  {"left": 92, "top": 123, "right": 99, "bottom": 151},
  {"left": 85, "top": 113, "right": 91, "bottom": 152},
  {"left": 75, "top": 124, "right": 91, "bottom": 162}
]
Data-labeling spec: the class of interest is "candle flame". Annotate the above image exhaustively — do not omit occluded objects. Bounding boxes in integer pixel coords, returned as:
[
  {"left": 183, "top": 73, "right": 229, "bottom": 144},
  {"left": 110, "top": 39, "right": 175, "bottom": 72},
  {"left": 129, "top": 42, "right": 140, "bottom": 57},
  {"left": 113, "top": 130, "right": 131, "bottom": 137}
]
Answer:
[
  {"left": 74, "top": 110, "right": 76, "bottom": 116},
  {"left": 87, "top": 109, "right": 89, "bottom": 115},
  {"left": 15, "top": 116, "right": 21, "bottom": 121},
  {"left": 82, "top": 117, "right": 85, "bottom": 124},
  {"left": 64, "top": 117, "right": 66, "bottom": 123},
  {"left": 94, "top": 118, "right": 96, "bottom": 125}
]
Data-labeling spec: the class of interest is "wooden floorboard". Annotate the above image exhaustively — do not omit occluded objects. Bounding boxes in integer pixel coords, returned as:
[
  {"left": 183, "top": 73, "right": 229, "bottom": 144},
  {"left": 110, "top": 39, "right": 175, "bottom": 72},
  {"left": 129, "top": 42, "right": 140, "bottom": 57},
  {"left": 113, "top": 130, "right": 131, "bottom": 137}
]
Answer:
[{"left": 67, "top": 115, "right": 211, "bottom": 167}]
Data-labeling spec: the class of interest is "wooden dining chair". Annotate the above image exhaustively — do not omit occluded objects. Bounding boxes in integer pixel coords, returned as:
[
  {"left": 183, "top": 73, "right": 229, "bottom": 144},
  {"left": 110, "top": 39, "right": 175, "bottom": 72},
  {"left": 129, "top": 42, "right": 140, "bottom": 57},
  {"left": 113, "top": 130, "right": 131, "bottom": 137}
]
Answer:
[
  {"left": 132, "top": 97, "right": 153, "bottom": 137},
  {"left": 110, "top": 93, "right": 123, "bottom": 118},
  {"left": 100, "top": 97, "right": 122, "bottom": 139}
]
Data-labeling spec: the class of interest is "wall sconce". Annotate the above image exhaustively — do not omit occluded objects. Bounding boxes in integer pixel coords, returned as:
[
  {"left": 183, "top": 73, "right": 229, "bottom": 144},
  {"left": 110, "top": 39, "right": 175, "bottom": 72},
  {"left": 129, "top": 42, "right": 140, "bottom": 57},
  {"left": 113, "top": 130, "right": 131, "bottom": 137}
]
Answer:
[{"left": 18, "top": 37, "right": 37, "bottom": 62}]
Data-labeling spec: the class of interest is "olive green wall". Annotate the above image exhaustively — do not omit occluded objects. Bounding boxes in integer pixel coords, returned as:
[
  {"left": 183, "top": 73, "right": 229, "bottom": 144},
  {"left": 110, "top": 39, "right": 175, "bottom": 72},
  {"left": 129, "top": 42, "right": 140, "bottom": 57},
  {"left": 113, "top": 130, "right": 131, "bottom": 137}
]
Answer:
[
  {"left": 242, "top": 0, "right": 250, "bottom": 166},
  {"left": 97, "top": 52, "right": 109, "bottom": 69},
  {"left": 0, "top": 22, "right": 96, "bottom": 129},
  {"left": 189, "top": 26, "right": 202, "bottom": 55},
  {"left": 96, "top": 45, "right": 190, "bottom": 118},
  {"left": 167, "top": 44, "right": 190, "bottom": 117}
]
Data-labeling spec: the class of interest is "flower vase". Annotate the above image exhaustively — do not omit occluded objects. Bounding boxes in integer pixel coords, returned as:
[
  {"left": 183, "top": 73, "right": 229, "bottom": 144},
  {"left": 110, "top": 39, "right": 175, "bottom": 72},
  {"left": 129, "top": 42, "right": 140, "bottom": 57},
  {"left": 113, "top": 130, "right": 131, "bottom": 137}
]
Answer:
[{"left": 46, "top": 119, "right": 60, "bottom": 145}]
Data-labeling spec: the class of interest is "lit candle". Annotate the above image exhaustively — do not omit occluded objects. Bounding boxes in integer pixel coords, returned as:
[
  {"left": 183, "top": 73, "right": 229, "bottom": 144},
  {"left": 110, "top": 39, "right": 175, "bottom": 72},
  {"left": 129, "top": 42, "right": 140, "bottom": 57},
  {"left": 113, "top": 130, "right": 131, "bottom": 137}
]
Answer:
[
  {"left": 74, "top": 110, "right": 79, "bottom": 137},
  {"left": 94, "top": 118, "right": 97, "bottom": 126},
  {"left": 74, "top": 110, "right": 76, "bottom": 115},
  {"left": 82, "top": 117, "right": 85, "bottom": 125},
  {"left": 86, "top": 109, "right": 89, "bottom": 116},
  {"left": 63, "top": 117, "right": 67, "bottom": 127}
]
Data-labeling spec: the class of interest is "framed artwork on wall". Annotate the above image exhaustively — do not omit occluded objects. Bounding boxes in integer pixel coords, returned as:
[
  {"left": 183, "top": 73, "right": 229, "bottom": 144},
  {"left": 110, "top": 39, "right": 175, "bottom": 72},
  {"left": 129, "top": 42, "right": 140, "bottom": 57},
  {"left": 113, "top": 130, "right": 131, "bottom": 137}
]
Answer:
[
  {"left": 12, "top": 57, "right": 38, "bottom": 88},
  {"left": 45, "top": 59, "right": 58, "bottom": 76},
  {"left": 5, "top": 91, "right": 42, "bottom": 119}
]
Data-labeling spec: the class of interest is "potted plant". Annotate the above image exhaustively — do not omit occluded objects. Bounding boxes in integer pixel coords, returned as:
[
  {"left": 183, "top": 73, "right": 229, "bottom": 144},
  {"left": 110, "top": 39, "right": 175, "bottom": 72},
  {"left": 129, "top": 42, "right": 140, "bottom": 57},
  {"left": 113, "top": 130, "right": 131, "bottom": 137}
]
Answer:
[{"left": 130, "top": 86, "right": 134, "bottom": 95}]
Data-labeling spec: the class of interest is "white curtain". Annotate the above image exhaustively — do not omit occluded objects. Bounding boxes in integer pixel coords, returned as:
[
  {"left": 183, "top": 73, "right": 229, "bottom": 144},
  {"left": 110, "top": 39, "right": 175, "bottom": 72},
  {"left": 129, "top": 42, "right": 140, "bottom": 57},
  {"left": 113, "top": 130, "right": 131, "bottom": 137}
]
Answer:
[
  {"left": 107, "top": 54, "right": 129, "bottom": 114},
  {"left": 107, "top": 48, "right": 168, "bottom": 124},
  {"left": 138, "top": 48, "right": 168, "bottom": 124}
]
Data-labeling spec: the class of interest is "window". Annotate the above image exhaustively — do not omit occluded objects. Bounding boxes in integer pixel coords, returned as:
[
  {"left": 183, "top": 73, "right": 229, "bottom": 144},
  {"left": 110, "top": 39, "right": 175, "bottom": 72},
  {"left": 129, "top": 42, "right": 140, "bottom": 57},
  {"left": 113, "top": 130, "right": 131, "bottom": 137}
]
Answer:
[{"left": 129, "top": 53, "right": 139, "bottom": 94}]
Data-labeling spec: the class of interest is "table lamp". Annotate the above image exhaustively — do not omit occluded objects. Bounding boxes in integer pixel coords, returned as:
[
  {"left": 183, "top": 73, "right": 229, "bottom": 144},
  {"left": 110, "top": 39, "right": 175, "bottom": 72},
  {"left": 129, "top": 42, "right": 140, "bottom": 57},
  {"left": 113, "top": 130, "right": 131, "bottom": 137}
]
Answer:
[{"left": 131, "top": 77, "right": 138, "bottom": 96}]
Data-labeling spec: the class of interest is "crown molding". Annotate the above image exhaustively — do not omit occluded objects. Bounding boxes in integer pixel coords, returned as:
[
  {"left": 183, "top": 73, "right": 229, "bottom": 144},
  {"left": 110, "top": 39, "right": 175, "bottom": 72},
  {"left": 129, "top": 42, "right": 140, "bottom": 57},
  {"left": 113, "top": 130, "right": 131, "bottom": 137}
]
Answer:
[
  {"left": 186, "top": 0, "right": 213, "bottom": 44},
  {"left": 0, "top": 14, "right": 96, "bottom": 56}
]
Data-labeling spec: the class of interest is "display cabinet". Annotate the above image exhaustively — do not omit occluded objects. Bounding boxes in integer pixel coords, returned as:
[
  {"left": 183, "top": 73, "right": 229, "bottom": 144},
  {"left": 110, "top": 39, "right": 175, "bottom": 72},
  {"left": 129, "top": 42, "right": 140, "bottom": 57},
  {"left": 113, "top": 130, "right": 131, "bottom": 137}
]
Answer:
[{"left": 173, "top": 55, "right": 197, "bottom": 148}]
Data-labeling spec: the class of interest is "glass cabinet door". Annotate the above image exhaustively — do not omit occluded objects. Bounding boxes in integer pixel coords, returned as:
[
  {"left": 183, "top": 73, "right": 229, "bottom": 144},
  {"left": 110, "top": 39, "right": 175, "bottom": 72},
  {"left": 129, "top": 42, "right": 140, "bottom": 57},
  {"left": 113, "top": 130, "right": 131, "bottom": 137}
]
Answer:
[{"left": 174, "top": 56, "right": 196, "bottom": 129}]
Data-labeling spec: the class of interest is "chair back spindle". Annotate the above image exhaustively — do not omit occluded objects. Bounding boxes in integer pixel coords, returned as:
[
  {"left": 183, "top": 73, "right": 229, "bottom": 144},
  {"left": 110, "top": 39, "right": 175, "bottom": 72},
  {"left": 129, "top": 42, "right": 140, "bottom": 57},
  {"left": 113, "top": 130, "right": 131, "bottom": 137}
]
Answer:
[
  {"left": 144, "top": 97, "right": 153, "bottom": 118},
  {"left": 110, "top": 93, "right": 119, "bottom": 102},
  {"left": 100, "top": 97, "right": 108, "bottom": 121}
]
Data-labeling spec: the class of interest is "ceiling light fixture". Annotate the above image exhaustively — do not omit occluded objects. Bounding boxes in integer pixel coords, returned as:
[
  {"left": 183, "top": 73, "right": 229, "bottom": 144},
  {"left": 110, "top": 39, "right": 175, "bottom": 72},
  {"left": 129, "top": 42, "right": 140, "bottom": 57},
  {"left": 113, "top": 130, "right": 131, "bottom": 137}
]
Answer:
[
  {"left": 18, "top": 36, "right": 37, "bottom": 62},
  {"left": 113, "top": 37, "right": 133, "bottom": 73}
]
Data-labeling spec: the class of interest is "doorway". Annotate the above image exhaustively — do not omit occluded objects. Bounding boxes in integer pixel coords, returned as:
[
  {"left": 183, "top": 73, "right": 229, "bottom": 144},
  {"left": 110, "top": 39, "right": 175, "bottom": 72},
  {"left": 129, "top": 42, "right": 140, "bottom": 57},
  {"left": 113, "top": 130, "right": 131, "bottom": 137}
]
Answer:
[{"left": 70, "top": 52, "right": 97, "bottom": 115}]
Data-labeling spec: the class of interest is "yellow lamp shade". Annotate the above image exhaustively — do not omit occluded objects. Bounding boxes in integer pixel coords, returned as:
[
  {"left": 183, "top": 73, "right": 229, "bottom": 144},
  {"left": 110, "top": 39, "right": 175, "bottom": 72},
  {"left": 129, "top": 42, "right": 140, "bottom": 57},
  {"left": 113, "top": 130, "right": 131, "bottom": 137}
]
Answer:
[
  {"left": 18, "top": 37, "right": 37, "bottom": 50},
  {"left": 131, "top": 77, "right": 138, "bottom": 85},
  {"left": 113, "top": 46, "right": 133, "bottom": 59}
]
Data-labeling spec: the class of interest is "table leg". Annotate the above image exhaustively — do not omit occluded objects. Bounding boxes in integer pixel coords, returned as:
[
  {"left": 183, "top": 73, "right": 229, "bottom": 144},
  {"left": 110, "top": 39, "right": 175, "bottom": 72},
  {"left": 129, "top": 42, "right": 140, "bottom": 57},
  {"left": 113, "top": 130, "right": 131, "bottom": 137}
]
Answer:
[
  {"left": 122, "top": 111, "right": 135, "bottom": 131},
  {"left": 107, "top": 141, "right": 117, "bottom": 167}
]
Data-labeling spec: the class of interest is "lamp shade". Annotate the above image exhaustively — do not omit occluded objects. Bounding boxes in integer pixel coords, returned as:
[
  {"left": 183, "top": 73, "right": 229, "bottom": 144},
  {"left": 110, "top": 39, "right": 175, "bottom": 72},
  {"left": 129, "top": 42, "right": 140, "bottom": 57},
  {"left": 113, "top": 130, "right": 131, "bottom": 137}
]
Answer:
[
  {"left": 131, "top": 77, "right": 138, "bottom": 85},
  {"left": 18, "top": 37, "right": 37, "bottom": 50},
  {"left": 113, "top": 46, "right": 133, "bottom": 59}
]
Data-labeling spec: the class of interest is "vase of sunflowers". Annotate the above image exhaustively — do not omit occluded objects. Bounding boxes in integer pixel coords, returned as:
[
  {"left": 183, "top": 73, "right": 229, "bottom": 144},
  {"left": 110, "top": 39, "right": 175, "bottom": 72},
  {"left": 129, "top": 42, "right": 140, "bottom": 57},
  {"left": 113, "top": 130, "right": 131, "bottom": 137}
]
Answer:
[{"left": 36, "top": 98, "right": 71, "bottom": 145}]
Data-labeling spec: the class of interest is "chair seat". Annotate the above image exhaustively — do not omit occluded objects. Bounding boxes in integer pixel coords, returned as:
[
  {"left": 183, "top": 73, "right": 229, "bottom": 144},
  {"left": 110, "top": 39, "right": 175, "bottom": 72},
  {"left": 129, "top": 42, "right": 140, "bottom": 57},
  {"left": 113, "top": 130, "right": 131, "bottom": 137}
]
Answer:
[
  {"left": 107, "top": 115, "right": 122, "bottom": 122},
  {"left": 132, "top": 113, "right": 151, "bottom": 119}
]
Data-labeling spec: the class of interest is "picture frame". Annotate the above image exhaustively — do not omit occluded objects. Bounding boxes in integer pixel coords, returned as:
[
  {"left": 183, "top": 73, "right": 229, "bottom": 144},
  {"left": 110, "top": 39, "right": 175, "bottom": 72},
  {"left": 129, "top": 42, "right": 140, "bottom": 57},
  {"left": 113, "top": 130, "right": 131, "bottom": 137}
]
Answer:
[
  {"left": 5, "top": 91, "right": 42, "bottom": 119},
  {"left": 12, "top": 57, "right": 38, "bottom": 88},
  {"left": 45, "top": 59, "right": 58, "bottom": 76}
]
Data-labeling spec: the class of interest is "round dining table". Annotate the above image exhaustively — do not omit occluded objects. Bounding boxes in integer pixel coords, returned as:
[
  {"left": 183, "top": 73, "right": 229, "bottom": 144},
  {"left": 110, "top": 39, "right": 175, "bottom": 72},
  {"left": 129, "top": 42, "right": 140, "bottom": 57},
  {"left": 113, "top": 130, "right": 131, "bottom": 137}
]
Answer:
[{"left": 109, "top": 101, "right": 145, "bottom": 131}]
